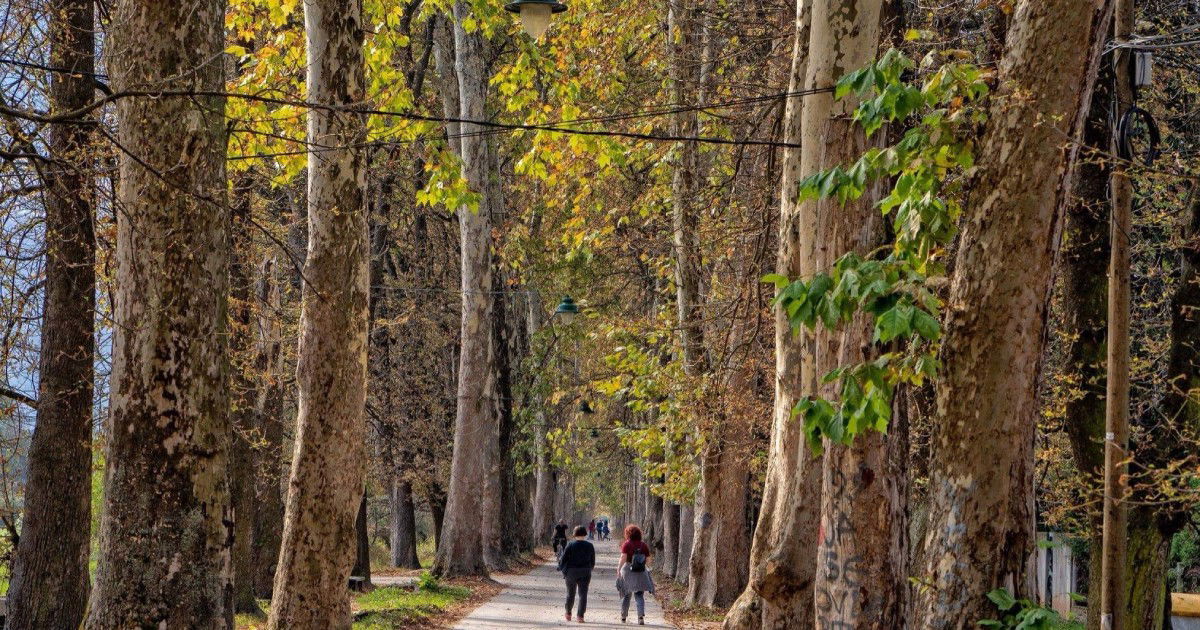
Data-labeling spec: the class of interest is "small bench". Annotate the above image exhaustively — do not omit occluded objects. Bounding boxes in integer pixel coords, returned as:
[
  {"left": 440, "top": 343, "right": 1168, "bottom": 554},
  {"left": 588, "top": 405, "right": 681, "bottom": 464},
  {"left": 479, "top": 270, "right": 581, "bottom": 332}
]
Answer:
[{"left": 348, "top": 576, "right": 368, "bottom": 592}]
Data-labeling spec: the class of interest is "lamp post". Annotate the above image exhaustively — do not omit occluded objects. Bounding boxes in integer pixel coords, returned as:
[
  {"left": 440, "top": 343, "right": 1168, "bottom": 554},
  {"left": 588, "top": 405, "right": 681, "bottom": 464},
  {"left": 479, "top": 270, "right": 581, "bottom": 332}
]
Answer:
[
  {"left": 505, "top": 0, "right": 567, "bottom": 39},
  {"left": 554, "top": 296, "right": 583, "bottom": 408},
  {"left": 554, "top": 296, "right": 580, "bottom": 325}
]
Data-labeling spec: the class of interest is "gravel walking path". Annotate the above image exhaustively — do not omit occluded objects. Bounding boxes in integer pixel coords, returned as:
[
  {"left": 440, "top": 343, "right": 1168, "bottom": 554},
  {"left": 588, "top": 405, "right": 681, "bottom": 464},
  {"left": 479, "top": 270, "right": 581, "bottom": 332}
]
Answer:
[{"left": 453, "top": 542, "right": 674, "bottom": 629}]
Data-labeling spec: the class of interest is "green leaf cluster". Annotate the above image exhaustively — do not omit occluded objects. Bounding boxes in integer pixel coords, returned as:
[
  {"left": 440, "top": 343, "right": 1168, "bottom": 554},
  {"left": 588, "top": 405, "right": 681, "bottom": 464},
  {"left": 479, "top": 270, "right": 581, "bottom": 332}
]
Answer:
[
  {"left": 767, "top": 49, "right": 990, "bottom": 452},
  {"left": 979, "top": 589, "right": 1082, "bottom": 630}
]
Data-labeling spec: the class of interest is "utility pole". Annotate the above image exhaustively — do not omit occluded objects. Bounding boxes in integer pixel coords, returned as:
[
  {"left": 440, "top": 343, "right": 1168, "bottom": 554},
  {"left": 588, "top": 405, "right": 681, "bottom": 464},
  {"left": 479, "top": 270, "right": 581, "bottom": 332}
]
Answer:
[{"left": 1100, "top": 0, "right": 1135, "bottom": 628}]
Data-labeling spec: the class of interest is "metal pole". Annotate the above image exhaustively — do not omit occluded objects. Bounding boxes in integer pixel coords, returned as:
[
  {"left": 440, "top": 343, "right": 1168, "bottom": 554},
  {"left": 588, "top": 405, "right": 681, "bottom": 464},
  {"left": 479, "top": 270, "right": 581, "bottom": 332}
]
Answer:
[{"left": 1100, "top": 1, "right": 1134, "bottom": 627}]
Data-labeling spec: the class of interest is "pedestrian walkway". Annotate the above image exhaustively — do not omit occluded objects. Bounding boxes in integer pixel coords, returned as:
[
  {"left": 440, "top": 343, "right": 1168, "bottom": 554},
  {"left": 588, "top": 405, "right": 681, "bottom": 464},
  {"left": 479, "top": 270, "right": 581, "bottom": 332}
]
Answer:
[{"left": 453, "top": 542, "right": 674, "bottom": 629}]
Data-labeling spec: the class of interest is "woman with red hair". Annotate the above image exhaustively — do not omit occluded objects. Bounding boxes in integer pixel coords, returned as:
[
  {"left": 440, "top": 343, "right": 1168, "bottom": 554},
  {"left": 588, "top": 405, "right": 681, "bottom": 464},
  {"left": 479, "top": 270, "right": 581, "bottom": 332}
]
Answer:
[{"left": 616, "top": 524, "right": 653, "bottom": 624}]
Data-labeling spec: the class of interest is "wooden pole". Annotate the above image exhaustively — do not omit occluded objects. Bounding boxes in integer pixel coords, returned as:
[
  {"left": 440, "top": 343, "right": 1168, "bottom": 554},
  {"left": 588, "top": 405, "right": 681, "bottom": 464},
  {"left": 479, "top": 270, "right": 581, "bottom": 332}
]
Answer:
[{"left": 1100, "top": 1, "right": 1134, "bottom": 628}]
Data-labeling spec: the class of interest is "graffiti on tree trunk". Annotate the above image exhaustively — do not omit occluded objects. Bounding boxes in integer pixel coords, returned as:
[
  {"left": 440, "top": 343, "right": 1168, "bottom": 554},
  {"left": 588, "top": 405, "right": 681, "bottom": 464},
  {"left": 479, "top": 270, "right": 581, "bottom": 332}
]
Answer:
[{"left": 816, "top": 466, "right": 863, "bottom": 629}]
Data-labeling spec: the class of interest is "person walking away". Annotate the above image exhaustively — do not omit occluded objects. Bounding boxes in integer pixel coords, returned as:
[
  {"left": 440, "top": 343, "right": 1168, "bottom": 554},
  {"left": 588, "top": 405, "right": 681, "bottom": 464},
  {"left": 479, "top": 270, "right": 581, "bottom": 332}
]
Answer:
[
  {"left": 617, "top": 524, "right": 653, "bottom": 625},
  {"left": 558, "top": 525, "right": 595, "bottom": 623},
  {"left": 553, "top": 520, "right": 570, "bottom": 557},
  {"left": 601, "top": 519, "right": 610, "bottom": 540},
  {"left": 588, "top": 519, "right": 596, "bottom": 540}
]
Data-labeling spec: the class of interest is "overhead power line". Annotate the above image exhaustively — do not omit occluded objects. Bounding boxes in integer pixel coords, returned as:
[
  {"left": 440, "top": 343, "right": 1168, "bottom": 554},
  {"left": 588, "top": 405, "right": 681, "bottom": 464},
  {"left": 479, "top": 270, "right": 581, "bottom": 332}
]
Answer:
[{"left": 0, "top": 82, "right": 832, "bottom": 150}]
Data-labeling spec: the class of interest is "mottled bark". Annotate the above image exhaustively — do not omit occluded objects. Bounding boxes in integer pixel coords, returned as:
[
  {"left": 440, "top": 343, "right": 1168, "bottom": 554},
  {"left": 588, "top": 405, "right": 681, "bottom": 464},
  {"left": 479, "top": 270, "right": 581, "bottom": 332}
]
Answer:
[
  {"left": 529, "top": 291, "right": 557, "bottom": 545},
  {"left": 252, "top": 255, "right": 286, "bottom": 599},
  {"left": 648, "top": 488, "right": 663, "bottom": 549},
  {"left": 1057, "top": 46, "right": 1112, "bottom": 630},
  {"left": 914, "top": 0, "right": 1114, "bottom": 627},
  {"left": 677, "top": 504, "right": 695, "bottom": 585},
  {"left": 427, "top": 482, "right": 446, "bottom": 549},
  {"left": 667, "top": 0, "right": 750, "bottom": 603},
  {"left": 1060, "top": 60, "right": 1113, "bottom": 486},
  {"left": 532, "top": 412, "right": 556, "bottom": 543},
  {"left": 230, "top": 184, "right": 263, "bottom": 616},
  {"left": 662, "top": 501, "right": 680, "bottom": 578},
  {"left": 267, "top": 0, "right": 369, "bottom": 625},
  {"left": 795, "top": 3, "right": 910, "bottom": 629},
  {"left": 433, "top": 0, "right": 496, "bottom": 578},
  {"left": 351, "top": 493, "right": 372, "bottom": 584},
  {"left": 85, "top": 0, "right": 232, "bottom": 626},
  {"left": 390, "top": 479, "right": 421, "bottom": 568},
  {"left": 667, "top": 0, "right": 706, "bottom": 380},
  {"left": 6, "top": 0, "right": 95, "bottom": 626},
  {"left": 495, "top": 265, "right": 531, "bottom": 561},
  {"left": 687, "top": 436, "right": 751, "bottom": 608},
  {"left": 725, "top": 2, "right": 820, "bottom": 628}
]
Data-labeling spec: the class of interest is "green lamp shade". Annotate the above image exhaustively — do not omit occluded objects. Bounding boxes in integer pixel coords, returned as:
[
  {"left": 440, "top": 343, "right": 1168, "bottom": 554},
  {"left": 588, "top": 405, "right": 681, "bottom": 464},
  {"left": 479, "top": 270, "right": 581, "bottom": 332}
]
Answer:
[{"left": 555, "top": 296, "right": 580, "bottom": 323}]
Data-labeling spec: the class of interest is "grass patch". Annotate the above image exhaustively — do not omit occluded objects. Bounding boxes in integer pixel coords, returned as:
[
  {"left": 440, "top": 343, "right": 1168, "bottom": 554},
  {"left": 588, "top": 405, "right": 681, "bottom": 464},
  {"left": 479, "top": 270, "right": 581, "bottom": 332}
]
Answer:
[
  {"left": 235, "top": 574, "right": 473, "bottom": 629},
  {"left": 416, "top": 538, "right": 436, "bottom": 568},
  {"left": 354, "top": 579, "right": 472, "bottom": 628}
]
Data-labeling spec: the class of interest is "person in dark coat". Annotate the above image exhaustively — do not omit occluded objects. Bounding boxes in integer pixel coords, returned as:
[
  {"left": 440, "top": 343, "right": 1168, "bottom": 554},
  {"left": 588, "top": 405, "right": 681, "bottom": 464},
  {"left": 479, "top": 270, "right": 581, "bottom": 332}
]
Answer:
[
  {"left": 553, "top": 520, "right": 570, "bottom": 556},
  {"left": 558, "top": 525, "right": 596, "bottom": 623}
]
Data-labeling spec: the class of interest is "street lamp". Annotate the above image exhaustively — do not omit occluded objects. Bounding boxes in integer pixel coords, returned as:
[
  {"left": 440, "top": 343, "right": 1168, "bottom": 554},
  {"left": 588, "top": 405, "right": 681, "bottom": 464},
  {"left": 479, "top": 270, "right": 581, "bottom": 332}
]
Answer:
[
  {"left": 505, "top": 0, "right": 567, "bottom": 39},
  {"left": 555, "top": 296, "right": 580, "bottom": 325}
]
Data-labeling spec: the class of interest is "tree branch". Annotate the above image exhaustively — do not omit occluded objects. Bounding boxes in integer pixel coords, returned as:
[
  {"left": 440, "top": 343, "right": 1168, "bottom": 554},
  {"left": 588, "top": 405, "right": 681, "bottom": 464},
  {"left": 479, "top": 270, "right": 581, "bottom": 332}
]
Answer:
[{"left": 0, "top": 385, "right": 37, "bottom": 409}]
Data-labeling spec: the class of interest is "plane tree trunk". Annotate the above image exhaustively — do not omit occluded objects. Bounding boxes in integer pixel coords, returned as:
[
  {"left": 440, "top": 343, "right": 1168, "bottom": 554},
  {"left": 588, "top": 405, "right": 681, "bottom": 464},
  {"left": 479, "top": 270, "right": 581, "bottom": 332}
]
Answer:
[
  {"left": 724, "top": 3, "right": 819, "bottom": 627},
  {"left": 914, "top": 0, "right": 1114, "bottom": 626},
  {"left": 678, "top": 504, "right": 695, "bottom": 585},
  {"left": 84, "top": 0, "right": 232, "bottom": 626},
  {"left": 390, "top": 479, "right": 421, "bottom": 568},
  {"left": 798, "top": 3, "right": 911, "bottom": 629},
  {"left": 230, "top": 184, "right": 264, "bottom": 616},
  {"left": 252, "top": 252, "right": 287, "bottom": 598},
  {"left": 267, "top": 0, "right": 370, "bottom": 625},
  {"left": 662, "top": 502, "right": 680, "bottom": 578},
  {"left": 434, "top": 0, "right": 497, "bottom": 578}
]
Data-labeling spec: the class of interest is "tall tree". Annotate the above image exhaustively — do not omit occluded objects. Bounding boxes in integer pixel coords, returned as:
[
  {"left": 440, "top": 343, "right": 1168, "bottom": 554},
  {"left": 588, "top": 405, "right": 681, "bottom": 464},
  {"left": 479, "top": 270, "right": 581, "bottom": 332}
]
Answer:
[
  {"left": 267, "top": 0, "right": 370, "bottom": 625},
  {"left": 390, "top": 479, "right": 421, "bottom": 568},
  {"left": 6, "top": 0, "right": 95, "bottom": 626},
  {"left": 802, "top": 2, "right": 910, "bottom": 629},
  {"left": 351, "top": 494, "right": 372, "bottom": 584},
  {"left": 252, "top": 253, "right": 287, "bottom": 598},
  {"left": 677, "top": 501, "right": 694, "bottom": 585},
  {"left": 913, "top": 0, "right": 1114, "bottom": 626},
  {"left": 725, "top": 2, "right": 819, "bottom": 627},
  {"left": 1053, "top": 19, "right": 1173, "bottom": 629},
  {"left": 230, "top": 182, "right": 264, "bottom": 616},
  {"left": 665, "top": 0, "right": 751, "bottom": 607},
  {"left": 433, "top": 0, "right": 497, "bottom": 577},
  {"left": 530, "top": 292, "right": 559, "bottom": 545},
  {"left": 1056, "top": 50, "right": 1115, "bottom": 630},
  {"left": 662, "top": 500, "right": 680, "bottom": 578},
  {"left": 84, "top": 0, "right": 232, "bottom": 625}
]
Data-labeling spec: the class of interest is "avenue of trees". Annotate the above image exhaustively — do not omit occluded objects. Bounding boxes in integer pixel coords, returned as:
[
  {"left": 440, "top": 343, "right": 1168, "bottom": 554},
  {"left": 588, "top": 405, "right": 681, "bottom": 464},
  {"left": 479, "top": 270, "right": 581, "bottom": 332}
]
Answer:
[{"left": 0, "top": 0, "right": 1197, "bottom": 628}]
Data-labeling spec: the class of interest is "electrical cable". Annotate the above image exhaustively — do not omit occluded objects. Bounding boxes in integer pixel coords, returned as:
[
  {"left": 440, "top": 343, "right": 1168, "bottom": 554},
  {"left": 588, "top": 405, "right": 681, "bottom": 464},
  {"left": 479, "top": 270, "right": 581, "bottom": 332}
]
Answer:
[{"left": 1116, "top": 104, "right": 1162, "bottom": 165}]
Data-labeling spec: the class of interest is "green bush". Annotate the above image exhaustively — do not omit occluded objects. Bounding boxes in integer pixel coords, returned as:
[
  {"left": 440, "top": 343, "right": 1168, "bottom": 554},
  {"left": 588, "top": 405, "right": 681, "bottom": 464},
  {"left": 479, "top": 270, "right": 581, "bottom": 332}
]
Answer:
[{"left": 979, "top": 589, "right": 1083, "bottom": 630}]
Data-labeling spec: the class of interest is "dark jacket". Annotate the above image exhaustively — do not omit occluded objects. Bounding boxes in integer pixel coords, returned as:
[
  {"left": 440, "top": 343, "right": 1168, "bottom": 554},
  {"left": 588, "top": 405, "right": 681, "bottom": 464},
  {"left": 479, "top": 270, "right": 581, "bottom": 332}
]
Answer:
[{"left": 558, "top": 539, "right": 596, "bottom": 573}]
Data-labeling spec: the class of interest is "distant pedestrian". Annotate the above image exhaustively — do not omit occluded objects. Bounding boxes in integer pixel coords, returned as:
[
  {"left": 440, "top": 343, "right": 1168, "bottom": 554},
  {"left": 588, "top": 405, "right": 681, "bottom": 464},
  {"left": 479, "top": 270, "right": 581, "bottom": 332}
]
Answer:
[
  {"left": 600, "top": 519, "right": 610, "bottom": 540},
  {"left": 617, "top": 524, "right": 654, "bottom": 625},
  {"left": 558, "top": 525, "right": 595, "bottom": 623},
  {"left": 553, "top": 520, "right": 570, "bottom": 557},
  {"left": 588, "top": 519, "right": 596, "bottom": 540}
]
